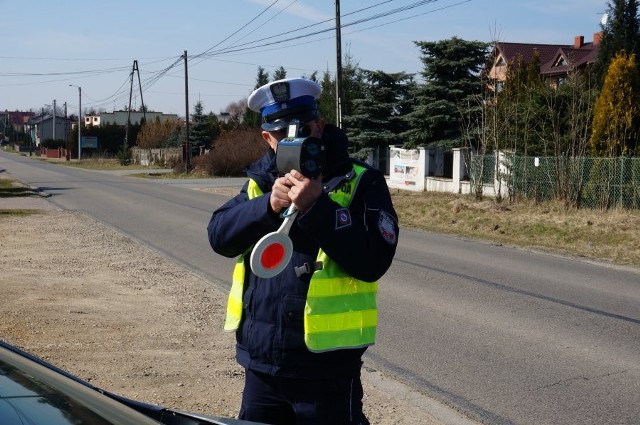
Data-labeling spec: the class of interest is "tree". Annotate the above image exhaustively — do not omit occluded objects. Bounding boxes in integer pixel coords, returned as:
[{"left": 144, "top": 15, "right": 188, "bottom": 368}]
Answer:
[
  {"left": 255, "top": 66, "right": 270, "bottom": 89},
  {"left": 402, "top": 37, "right": 489, "bottom": 149},
  {"left": 272, "top": 66, "right": 287, "bottom": 81},
  {"left": 340, "top": 50, "right": 367, "bottom": 125},
  {"left": 206, "top": 111, "right": 222, "bottom": 142},
  {"left": 243, "top": 67, "right": 270, "bottom": 128},
  {"left": 303, "top": 71, "right": 319, "bottom": 83},
  {"left": 226, "top": 99, "right": 247, "bottom": 130},
  {"left": 136, "top": 117, "right": 181, "bottom": 149},
  {"left": 1, "top": 113, "right": 14, "bottom": 143},
  {"left": 591, "top": 52, "right": 640, "bottom": 156},
  {"left": 594, "top": 0, "right": 640, "bottom": 87},
  {"left": 490, "top": 48, "right": 550, "bottom": 156},
  {"left": 318, "top": 69, "right": 336, "bottom": 125},
  {"left": 190, "top": 100, "right": 213, "bottom": 148},
  {"left": 343, "top": 70, "right": 414, "bottom": 160}
]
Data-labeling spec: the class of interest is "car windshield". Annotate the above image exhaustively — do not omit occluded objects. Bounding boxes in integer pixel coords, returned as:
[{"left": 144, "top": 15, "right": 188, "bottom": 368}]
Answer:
[{"left": 0, "top": 346, "right": 161, "bottom": 425}]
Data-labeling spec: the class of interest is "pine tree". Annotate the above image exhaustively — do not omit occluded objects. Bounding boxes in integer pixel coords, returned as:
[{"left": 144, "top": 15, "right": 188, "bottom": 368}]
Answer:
[
  {"left": 272, "top": 66, "right": 287, "bottom": 81},
  {"left": 304, "top": 71, "right": 319, "bottom": 83},
  {"left": 316, "top": 52, "right": 366, "bottom": 127},
  {"left": 190, "top": 101, "right": 212, "bottom": 149},
  {"left": 403, "top": 37, "right": 489, "bottom": 149},
  {"left": 340, "top": 52, "right": 366, "bottom": 123},
  {"left": 243, "top": 67, "right": 270, "bottom": 128},
  {"left": 591, "top": 52, "right": 640, "bottom": 156},
  {"left": 255, "top": 66, "right": 270, "bottom": 89},
  {"left": 594, "top": 0, "right": 640, "bottom": 87},
  {"left": 343, "top": 70, "right": 414, "bottom": 156},
  {"left": 318, "top": 70, "right": 336, "bottom": 125}
]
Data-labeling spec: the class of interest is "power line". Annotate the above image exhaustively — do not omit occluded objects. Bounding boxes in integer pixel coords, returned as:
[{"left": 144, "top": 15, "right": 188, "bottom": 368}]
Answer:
[
  {"left": 193, "top": 0, "right": 283, "bottom": 60},
  {"left": 0, "top": 65, "right": 131, "bottom": 77},
  {"left": 5, "top": 1, "right": 471, "bottom": 112},
  {"left": 211, "top": 0, "right": 300, "bottom": 55},
  {"left": 192, "top": 0, "right": 394, "bottom": 59},
  {"left": 196, "top": 0, "right": 442, "bottom": 58}
]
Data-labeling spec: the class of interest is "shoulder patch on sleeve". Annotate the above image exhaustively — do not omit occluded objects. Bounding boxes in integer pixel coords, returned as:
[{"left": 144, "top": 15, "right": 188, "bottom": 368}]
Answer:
[
  {"left": 378, "top": 211, "right": 397, "bottom": 245},
  {"left": 335, "top": 208, "right": 352, "bottom": 230}
]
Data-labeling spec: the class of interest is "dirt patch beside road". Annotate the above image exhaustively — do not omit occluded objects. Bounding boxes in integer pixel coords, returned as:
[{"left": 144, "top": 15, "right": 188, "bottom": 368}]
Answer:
[{"left": 0, "top": 208, "right": 445, "bottom": 424}]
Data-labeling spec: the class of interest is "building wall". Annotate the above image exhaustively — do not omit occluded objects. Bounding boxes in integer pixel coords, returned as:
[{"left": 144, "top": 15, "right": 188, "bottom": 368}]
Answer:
[
  {"left": 29, "top": 117, "right": 70, "bottom": 145},
  {"left": 98, "top": 111, "right": 178, "bottom": 126}
]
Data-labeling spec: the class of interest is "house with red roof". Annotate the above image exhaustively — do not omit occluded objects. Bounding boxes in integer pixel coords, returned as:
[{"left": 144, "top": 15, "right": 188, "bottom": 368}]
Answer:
[
  {"left": 1, "top": 110, "right": 35, "bottom": 141},
  {"left": 487, "top": 32, "right": 602, "bottom": 91}
]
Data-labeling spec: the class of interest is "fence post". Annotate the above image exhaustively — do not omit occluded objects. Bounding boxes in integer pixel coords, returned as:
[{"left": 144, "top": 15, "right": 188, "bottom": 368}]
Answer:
[
  {"left": 620, "top": 156, "right": 624, "bottom": 208},
  {"left": 452, "top": 148, "right": 469, "bottom": 194}
]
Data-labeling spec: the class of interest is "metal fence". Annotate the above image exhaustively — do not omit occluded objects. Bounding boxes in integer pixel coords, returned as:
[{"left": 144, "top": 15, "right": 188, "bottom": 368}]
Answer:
[{"left": 469, "top": 153, "right": 640, "bottom": 209}]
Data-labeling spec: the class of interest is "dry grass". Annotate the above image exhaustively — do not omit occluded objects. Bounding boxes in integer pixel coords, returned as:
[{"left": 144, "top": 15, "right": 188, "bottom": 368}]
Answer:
[
  {"left": 62, "top": 157, "right": 165, "bottom": 170},
  {"left": 391, "top": 190, "right": 640, "bottom": 267},
  {"left": 9, "top": 155, "right": 640, "bottom": 268}
]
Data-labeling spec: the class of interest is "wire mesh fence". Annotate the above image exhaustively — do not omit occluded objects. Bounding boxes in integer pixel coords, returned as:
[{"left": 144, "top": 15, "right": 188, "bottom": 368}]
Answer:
[{"left": 469, "top": 152, "right": 640, "bottom": 209}]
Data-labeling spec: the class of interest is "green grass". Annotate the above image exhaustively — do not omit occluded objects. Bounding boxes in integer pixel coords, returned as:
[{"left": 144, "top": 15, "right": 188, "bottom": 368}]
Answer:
[
  {"left": 61, "top": 158, "right": 166, "bottom": 171},
  {"left": 0, "top": 209, "right": 41, "bottom": 217},
  {"left": 0, "top": 178, "right": 34, "bottom": 198},
  {"left": 0, "top": 177, "right": 44, "bottom": 217},
  {"left": 127, "top": 170, "right": 211, "bottom": 179}
]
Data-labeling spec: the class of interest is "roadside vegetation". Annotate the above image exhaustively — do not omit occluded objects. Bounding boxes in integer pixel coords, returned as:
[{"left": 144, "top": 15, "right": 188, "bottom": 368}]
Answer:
[
  {"left": 0, "top": 176, "right": 42, "bottom": 217},
  {"left": 392, "top": 190, "right": 640, "bottom": 267},
  {"left": 60, "top": 157, "right": 165, "bottom": 171},
  {"left": 7, "top": 153, "right": 640, "bottom": 267}
]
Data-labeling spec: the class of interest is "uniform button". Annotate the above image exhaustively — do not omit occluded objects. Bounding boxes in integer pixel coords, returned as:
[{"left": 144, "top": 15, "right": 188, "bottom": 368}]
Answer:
[{"left": 287, "top": 312, "right": 294, "bottom": 319}]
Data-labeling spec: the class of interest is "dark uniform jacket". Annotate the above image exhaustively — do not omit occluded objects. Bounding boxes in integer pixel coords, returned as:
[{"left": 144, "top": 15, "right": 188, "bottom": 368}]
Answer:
[{"left": 207, "top": 124, "right": 399, "bottom": 379}]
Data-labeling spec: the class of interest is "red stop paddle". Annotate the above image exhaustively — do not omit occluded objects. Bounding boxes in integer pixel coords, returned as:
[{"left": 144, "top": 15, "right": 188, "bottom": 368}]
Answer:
[{"left": 250, "top": 205, "right": 298, "bottom": 278}]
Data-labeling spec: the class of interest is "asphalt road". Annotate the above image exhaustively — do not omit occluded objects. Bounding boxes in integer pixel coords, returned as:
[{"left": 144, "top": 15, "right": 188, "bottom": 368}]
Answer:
[{"left": 2, "top": 151, "right": 639, "bottom": 425}]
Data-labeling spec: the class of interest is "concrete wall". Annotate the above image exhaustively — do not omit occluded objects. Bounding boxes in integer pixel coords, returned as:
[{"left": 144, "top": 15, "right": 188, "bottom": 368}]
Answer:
[
  {"left": 132, "top": 147, "right": 181, "bottom": 166},
  {"left": 388, "top": 146, "right": 506, "bottom": 199}
]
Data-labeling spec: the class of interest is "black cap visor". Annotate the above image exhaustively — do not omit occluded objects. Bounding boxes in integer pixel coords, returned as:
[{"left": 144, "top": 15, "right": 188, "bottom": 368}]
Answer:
[{"left": 261, "top": 105, "right": 318, "bottom": 132}]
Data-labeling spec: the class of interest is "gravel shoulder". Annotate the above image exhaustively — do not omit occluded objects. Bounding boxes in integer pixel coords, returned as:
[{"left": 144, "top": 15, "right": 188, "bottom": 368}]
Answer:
[{"left": 0, "top": 193, "right": 456, "bottom": 424}]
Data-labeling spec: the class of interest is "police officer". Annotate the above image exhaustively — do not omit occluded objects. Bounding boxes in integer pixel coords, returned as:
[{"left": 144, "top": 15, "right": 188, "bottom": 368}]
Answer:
[{"left": 207, "top": 77, "right": 399, "bottom": 425}]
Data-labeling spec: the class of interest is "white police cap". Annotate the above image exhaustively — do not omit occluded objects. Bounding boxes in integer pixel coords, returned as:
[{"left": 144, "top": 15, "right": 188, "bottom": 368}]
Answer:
[{"left": 247, "top": 78, "right": 322, "bottom": 131}]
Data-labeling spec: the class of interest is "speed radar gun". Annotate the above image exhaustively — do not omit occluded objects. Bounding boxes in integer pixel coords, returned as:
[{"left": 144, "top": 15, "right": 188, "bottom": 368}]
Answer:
[
  {"left": 275, "top": 119, "right": 326, "bottom": 179},
  {"left": 250, "top": 120, "right": 326, "bottom": 278}
]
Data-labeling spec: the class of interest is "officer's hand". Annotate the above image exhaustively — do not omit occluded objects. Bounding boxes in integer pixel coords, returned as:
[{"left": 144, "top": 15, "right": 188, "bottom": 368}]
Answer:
[
  {"left": 285, "top": 170, "right": 322, "bottom": 212},
  {"left": 269, "top": 176, "right": 293, "bottom": 214}
]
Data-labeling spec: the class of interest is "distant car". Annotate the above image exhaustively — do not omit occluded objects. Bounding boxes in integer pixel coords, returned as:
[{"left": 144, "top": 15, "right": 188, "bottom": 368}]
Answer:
[{"left": 0, "top": 340, "right": 261, "bottom": 425}]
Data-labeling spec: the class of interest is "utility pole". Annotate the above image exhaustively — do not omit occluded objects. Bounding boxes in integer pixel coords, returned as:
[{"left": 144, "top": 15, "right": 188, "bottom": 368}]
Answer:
[
  {"left": 125, "top": 66, "right": 133, "bottom": 153},
  {"left": 37, "top": 107, "right": 43, "bottom": 157},
  {"left": 183, "top": 50, "right": 191, "bottom": 173},
  {"left": 78, "top": 88, "right": 81, "bottom": 160},
  {"left": 53, "top": 99, "right": 57, "bottom": 141},
  {"left": 125, "top": 60, "right": 146, "bottom": 153},
  {"left": 335, "top": 0, "right": 343, "bottom": 129},
  {"left": 64, "top": 102, "right": 69, "bottom": 159},
  {"left": 134, "top": 60, "right": 146, "bottom": 122},
  {"left": 69, "top": 85, "right": 82, "bottom": 160}
]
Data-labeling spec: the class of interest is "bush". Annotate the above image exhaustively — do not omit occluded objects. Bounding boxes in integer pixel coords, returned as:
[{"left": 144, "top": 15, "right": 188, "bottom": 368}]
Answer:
[
  {"left": 117, "top": 146, "right": 132, "bottom": 166},
  {"left": 193, "top": 129, "right": 267, "bottom": 176}
]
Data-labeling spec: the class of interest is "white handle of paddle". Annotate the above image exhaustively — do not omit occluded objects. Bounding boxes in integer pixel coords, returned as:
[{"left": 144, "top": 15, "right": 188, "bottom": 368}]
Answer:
[{"left": 278, "top": 205, "right": 298, "bottom": 235}]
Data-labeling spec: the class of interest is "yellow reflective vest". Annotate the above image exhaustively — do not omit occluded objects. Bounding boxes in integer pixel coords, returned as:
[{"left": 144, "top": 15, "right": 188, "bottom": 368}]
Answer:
[{"left": 224, "top": 164, "right": 378, "bottom": 353}]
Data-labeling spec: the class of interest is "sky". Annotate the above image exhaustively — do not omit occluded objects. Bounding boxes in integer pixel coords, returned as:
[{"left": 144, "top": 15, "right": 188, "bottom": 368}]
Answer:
[{"left": 2, "top": 0, "right": 607, "bottom": 118}]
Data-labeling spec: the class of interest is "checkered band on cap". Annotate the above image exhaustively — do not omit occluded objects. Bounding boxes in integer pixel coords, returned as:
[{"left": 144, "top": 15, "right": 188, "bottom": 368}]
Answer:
[{"left": 248, "top": 78, "right": 321, "bottom": 116}]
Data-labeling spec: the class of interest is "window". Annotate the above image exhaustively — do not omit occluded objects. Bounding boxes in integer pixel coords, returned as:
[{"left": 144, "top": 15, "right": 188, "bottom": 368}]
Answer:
[{"left": 554, "top": 57, "right": 567, "bottom": 67}]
